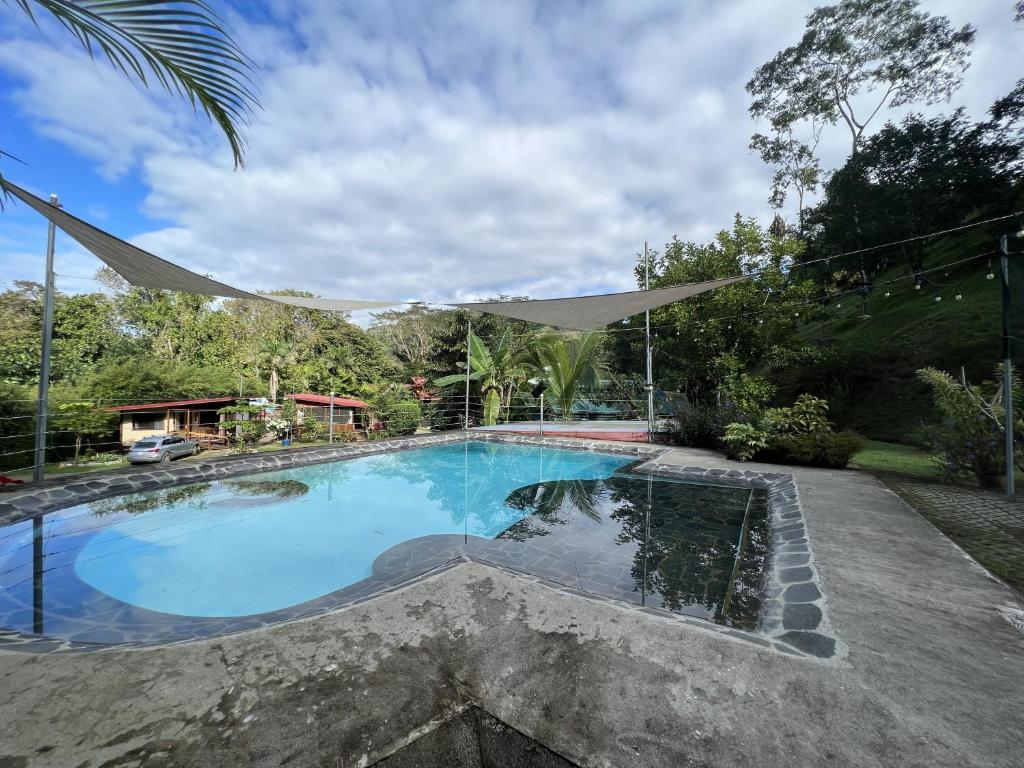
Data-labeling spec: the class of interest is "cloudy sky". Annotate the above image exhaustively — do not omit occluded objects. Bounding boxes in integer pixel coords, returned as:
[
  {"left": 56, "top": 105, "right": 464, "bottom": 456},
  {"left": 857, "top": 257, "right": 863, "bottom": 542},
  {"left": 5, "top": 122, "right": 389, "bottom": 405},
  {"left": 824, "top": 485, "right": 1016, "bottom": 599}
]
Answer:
[{"left": 0, "top": 0, "right": 1020, "bottom": 319}]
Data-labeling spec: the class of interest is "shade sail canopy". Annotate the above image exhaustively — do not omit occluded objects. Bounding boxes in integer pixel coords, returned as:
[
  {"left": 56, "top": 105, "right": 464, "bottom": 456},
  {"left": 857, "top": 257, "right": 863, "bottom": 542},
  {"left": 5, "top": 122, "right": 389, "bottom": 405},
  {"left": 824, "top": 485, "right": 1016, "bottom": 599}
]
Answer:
[
  {"left": 3, "top": 181, "right": 403, "bottom": 311},
  {"left": 454, "top": 276, "right": 747, "bottom": 330}
]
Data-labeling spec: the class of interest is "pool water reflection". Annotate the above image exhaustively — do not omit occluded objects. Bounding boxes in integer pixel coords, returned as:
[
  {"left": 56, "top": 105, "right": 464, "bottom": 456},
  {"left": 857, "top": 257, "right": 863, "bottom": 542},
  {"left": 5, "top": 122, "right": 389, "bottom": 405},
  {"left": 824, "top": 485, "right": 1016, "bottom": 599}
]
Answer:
[{"left": 0, "top": 441, "right": 769, "bottom": 644}]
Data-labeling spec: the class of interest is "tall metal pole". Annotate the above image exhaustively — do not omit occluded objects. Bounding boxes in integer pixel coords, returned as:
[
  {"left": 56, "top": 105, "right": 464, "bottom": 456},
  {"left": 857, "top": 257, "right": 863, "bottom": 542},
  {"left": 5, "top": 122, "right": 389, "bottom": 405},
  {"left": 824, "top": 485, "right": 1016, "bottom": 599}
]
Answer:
[
  {"left": 464, "top": 317, "right": 472, "bottom": 430},
  {"left": 644, "top": 242, "right": 654, "bottom": 443},
  {"left": 33, "top": 194, "right": 60, "bottom": 483},
  {"left": 328, "top": 391, "right": 335, "bottom": 444},
  {"left": 999, "top": 236, "right": 1015, "bottom": 497}
]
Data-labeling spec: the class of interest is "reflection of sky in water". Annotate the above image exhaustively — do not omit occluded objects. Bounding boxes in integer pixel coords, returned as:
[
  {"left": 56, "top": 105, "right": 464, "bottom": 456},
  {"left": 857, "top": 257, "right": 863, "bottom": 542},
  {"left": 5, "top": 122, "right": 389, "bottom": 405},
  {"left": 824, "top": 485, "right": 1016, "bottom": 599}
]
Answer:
[{"left": 0, "top": 442, "right": 630, "bottom": 619}]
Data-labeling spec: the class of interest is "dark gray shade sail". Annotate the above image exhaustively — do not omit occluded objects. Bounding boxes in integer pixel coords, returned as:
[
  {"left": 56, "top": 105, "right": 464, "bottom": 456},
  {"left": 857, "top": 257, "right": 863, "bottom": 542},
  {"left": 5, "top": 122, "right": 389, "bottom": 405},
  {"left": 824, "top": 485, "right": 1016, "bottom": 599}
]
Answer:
[
  {"left": 3, "top": 181, "right": 404, "bottom": 311},
  {"left": 454, "top": 276, "right": 748, "bottom": 330}
]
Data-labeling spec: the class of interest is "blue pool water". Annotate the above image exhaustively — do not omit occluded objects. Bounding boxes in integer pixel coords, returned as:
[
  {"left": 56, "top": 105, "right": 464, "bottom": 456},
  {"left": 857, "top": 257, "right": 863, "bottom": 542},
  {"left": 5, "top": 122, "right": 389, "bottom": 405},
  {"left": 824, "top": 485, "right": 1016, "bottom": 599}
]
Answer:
[{"left": 0, "top": 442, "right": 631, "bottom": 619}]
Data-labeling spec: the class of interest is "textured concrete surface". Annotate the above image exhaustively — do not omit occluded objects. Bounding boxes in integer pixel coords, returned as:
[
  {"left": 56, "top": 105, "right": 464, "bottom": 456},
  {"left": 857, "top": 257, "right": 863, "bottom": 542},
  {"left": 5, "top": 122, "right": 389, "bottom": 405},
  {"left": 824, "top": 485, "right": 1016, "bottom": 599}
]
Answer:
[{"left": 1, "top": 447, "right": 1023, "bottom": 767}]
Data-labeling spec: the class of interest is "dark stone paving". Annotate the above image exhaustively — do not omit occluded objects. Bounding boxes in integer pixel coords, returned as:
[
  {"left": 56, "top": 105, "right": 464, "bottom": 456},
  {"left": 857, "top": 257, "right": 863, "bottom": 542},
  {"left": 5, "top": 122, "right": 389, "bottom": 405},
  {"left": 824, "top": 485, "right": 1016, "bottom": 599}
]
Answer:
[{"left": 882, "top": 477, "right": 1024, "bottom": 593}]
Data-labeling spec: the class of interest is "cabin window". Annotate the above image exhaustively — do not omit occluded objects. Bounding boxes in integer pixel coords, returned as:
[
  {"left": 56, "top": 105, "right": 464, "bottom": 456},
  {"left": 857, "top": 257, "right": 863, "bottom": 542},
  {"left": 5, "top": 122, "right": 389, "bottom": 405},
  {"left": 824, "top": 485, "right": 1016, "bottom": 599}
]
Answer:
[{"left": 131, "top": 413, "right": 164, "bottom": 431}]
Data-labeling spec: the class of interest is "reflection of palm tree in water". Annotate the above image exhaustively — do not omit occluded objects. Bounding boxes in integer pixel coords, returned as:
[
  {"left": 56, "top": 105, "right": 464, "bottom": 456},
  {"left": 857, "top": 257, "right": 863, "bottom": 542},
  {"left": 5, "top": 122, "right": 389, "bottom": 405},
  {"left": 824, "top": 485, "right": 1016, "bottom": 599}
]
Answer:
[{"left": 501, "top": 479, "right": 607, "bottom": 541}]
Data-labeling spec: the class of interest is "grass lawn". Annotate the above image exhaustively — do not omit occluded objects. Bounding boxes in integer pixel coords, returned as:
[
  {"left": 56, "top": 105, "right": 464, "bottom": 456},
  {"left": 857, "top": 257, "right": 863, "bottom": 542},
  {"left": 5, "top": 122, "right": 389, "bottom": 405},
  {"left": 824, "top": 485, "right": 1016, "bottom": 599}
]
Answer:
[
  {"left": 850, "top": 440, "right": 943, "bottom": 479},
  {"left": 852, "top": 439, "right": 1024, "bottom": 485}
]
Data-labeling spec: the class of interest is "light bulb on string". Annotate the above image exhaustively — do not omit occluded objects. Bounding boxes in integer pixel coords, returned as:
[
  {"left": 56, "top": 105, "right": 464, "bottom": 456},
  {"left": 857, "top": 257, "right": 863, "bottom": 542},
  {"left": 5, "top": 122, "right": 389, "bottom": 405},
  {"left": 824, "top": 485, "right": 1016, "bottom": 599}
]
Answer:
[
  {"left": 934, "top": 296, "right": 941, "bottom": 303},
  {"left": 986, "top": 258, "right": 995, "bottom": 280},
  {"left": 884, "top": 291, "right": 891, "bottom": 298},
  {"left": 836, "top": 303, "right": 842, "bottom": 309}
]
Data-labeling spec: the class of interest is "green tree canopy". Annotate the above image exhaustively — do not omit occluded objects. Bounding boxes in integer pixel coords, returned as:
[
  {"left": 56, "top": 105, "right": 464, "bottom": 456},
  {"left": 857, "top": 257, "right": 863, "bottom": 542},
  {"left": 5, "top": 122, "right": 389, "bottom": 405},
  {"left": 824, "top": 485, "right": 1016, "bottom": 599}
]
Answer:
[{"left": 747, "top": 0, "right": 975, "bottom": 156}]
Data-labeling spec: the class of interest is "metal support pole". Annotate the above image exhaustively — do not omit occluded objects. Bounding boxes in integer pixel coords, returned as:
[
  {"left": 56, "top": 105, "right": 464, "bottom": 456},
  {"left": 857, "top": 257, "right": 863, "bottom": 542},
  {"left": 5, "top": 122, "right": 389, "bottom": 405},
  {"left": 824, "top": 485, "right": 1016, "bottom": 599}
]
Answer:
[
  {"left": 328, "top": 391, "right": 335, "bottom": 444},
  {"left": 33, "top": 193, "right": 60, "bottom": 483},
  {"left": 644, "top": 242, "right": 654, "bottom": 443},
  {"left": 539, "top": 392, "right": 544, "bottom": 437},
  {"left": 464, "top": 317, "right": 472, "bottom": 430},
  {"left": 1000, "top": 236, "right": 1015, "bottom": 497}
]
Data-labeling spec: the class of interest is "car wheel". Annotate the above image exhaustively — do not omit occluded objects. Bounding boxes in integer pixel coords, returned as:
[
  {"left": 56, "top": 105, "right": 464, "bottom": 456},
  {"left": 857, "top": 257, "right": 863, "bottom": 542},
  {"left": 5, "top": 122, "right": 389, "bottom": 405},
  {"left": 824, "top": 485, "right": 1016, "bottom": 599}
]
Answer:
[
  {"left": 160, "top": 452, "right": 171, "bottom": 463},
  {"left": 192, "top": 445, "right": 199, "bottom": 456}
]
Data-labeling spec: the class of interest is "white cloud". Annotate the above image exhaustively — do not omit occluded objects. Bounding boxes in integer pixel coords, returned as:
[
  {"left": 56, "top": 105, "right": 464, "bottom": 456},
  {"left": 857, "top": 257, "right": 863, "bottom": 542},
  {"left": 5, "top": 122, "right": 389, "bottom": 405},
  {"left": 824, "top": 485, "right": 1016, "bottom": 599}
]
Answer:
[{"left": 0, "top": 0, "right": 1021, "bottom": 315}]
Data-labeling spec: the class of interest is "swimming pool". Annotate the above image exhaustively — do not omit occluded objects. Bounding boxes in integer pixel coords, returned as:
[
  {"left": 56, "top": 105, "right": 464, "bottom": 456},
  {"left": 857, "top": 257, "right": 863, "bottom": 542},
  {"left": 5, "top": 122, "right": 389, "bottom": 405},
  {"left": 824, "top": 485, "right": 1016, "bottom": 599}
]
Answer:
[{"left": 0, "top": 440, "right": 769, "bottom": 644}]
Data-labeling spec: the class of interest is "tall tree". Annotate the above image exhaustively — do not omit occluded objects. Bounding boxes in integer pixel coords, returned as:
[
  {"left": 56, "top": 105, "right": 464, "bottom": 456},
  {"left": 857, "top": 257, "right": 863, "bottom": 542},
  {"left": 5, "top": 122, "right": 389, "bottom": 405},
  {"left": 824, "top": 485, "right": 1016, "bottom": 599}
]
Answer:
[
  {"left": 3, "top": 0, "right": 258, "bottom": 174},
  {"left": 803, "top": 109, "right": 1023, "bottom": 273},
  {"left": 613, "top": 217, "right": 818, "bottom": 403},
  {"left": 749, "top": 123, "right": 823, "bottom": 230},
  {"left": 747, "top": 0, "right": 974, "bottom": 156}
]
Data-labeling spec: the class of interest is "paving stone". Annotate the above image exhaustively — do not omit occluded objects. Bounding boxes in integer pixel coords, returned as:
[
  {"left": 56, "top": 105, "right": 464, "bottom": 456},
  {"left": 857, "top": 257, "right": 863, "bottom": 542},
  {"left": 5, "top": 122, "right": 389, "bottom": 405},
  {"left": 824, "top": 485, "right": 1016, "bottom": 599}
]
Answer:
[
  {"left": 779, "top": 566, "right": 814, "bottom": 583},
  {"left": 783, "top": 603, "right": 822, "bottom": 631},
  {"left": 777, "top": 630, "right": 836, "bottom": 658},
  {"left": 782, "top": 582, "right": 821, "bottom": 602}
]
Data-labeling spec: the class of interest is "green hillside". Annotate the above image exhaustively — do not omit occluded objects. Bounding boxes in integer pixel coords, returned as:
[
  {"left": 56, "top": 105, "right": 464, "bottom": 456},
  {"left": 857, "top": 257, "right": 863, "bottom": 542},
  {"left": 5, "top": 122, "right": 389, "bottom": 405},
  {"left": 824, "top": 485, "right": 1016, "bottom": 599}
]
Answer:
[{"left": 777, "top": 226, "right": 1024, "bottom": 444}]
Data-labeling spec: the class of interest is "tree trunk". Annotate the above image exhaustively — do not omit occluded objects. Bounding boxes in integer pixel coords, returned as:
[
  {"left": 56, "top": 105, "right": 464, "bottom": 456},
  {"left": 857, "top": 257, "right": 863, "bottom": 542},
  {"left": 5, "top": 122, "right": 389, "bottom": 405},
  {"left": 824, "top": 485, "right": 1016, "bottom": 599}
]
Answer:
[
  {"left": 74, "top": 435, "right": 82, "bottom": 466},
  {"left": 269, "top": 368, "right": 279, "bottom": 403}
]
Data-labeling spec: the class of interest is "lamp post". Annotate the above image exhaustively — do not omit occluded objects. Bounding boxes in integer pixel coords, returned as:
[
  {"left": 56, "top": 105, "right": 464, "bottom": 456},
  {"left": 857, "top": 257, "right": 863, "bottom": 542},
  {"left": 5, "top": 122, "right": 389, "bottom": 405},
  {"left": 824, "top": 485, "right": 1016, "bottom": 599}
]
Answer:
[
  {"left": 999, "top": 230, "right": 1023, "bottom": 497},
  {"left": 33, "top": 193, "right": 61, "bottom": 483},
  {"left": 644, "top": 242, "right": 654, "bottom": 443}
]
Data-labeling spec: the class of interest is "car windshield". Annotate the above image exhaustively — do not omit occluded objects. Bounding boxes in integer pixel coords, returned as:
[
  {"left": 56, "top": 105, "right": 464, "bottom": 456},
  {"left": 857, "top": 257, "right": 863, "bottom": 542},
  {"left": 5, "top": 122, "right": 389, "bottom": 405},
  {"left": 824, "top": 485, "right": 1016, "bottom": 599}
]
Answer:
[{"left": 133, "top": 441, "right": 158, "bottom": 449}]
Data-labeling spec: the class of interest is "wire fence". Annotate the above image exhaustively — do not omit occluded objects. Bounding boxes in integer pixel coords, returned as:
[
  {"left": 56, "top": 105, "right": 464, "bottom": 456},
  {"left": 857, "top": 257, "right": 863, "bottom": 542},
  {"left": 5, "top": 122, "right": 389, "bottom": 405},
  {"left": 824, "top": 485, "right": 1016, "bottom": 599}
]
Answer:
[{"left": 0, "top": 390, "right": 660, "bottom": 475}]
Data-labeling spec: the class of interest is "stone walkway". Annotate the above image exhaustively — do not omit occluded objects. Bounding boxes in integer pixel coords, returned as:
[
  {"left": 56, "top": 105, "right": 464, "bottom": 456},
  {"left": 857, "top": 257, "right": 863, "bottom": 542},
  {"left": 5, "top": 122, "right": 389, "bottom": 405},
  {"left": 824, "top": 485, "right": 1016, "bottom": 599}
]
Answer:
[{"left": 881, "top": 477, "right": 1024, "bottom": 593}]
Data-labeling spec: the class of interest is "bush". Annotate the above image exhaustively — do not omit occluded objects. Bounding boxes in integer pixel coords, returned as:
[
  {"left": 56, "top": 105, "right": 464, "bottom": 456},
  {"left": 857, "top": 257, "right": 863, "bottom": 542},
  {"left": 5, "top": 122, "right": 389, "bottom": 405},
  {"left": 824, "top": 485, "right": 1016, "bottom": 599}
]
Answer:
[
  {"left": 723, "top": 423, "right": 770, "bottom": 461},
  {"left": 659, "top": 399, "right": 725, "bottom": 448},
  {"left": 759, "top": 431, "right": 865, "bottom": 469},
  {"left": 762, "top": 394, "right": 832, "bottom": 435},
  {"left": 298, "top": 418, "right": 327, "bottom": 442},
  {"left": 916, "top": 367, "right": 1010, "bottom": 485},
  {"left": 375, "top": 400, "right": 422, "bottom": 438}
]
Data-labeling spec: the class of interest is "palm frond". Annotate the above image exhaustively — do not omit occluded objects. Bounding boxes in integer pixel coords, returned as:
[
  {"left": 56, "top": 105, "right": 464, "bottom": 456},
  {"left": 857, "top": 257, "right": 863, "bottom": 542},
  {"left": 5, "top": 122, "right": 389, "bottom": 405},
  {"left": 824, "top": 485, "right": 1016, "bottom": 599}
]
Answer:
[{"left": 8, "top": 0, "right": 259, "bottom": 168}]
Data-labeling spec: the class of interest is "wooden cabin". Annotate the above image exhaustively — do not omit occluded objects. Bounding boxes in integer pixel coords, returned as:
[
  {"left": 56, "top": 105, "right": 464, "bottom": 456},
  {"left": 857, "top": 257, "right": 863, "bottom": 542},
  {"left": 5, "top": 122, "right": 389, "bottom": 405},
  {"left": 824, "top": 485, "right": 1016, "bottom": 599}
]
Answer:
[
  {"left": 285, "top": 393, "right": 369, "bottom": 436},
  {"left": 108, "top": 396, "right": 238, "bottom": 448}
]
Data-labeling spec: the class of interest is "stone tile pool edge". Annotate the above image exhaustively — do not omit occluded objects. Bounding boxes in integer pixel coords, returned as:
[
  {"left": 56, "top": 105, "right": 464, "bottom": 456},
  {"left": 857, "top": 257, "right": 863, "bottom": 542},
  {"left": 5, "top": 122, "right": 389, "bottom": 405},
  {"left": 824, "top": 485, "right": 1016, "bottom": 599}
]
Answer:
[{"left": 0, "top": 432, "right": 840, "bottom": 660}]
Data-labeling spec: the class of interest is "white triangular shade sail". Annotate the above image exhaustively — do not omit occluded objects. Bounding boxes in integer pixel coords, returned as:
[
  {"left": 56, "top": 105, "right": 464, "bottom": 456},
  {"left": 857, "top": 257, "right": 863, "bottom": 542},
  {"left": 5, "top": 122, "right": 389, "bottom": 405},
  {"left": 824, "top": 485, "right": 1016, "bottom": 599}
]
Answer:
[
  {"left": 3, "top": 181, "right": 404, "bottom": 311},
  {"left": 454, "top": 276, "right": 748, "bottom": 330}
]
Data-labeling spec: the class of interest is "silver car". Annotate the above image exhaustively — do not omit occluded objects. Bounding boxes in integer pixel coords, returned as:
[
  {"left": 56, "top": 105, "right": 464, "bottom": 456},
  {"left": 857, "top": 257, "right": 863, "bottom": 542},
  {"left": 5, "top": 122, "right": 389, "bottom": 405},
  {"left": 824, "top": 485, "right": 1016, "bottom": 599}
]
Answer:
[{"left": 127, "top": 435, "right": 200, "bottom": 464}]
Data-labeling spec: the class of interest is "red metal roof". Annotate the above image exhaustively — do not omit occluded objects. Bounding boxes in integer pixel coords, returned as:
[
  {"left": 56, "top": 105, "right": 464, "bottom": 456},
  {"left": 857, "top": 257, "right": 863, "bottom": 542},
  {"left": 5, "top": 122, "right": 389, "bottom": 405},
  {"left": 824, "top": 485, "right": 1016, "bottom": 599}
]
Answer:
[
  {"left": 286, "top": 393, "right": 369, "bottom": 408},
  {"left": 107, "top": 396, "right": 240, "bottom": 413}
]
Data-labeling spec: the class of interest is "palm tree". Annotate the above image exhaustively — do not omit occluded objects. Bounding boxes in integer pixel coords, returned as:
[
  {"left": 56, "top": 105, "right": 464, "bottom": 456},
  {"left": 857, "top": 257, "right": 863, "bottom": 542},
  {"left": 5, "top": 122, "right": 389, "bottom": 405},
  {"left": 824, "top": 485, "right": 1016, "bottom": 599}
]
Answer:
[
  {"left": 255, "top": 338, "right": 295, "bottom": 402},
  {"left": 3, "top": 0, "right": 257, "bottom": 177},
  {"left": 434, "top": 328, "right": 529, "bottom": 425},
  {"left": 525, "top": 332, "right": 606, "bottom": 419}
]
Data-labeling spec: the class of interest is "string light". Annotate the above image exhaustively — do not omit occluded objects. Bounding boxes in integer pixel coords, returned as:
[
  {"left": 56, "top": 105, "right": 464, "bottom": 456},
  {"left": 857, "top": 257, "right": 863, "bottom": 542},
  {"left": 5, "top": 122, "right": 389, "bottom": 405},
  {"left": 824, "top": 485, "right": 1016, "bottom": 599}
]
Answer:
[
  {"left": 955, "top": 292, "right": 962, "bottom": 301},
  {"left": 986, "top": 258, "right": 995, "bottom": 280},
  {"left": 884, "top": 291, "right": 891, "bottom": 297},
  {"left": 934, "top": 296, "right": 942, "bottom": 303}
]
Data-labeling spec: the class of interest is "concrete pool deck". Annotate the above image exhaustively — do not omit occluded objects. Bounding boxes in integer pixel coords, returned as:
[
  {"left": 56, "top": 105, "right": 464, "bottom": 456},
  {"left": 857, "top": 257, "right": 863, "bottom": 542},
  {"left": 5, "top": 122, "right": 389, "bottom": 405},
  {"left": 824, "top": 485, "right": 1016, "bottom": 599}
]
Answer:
[{"left": 1, "top": 442, "right": 1022, "bottom": 767}]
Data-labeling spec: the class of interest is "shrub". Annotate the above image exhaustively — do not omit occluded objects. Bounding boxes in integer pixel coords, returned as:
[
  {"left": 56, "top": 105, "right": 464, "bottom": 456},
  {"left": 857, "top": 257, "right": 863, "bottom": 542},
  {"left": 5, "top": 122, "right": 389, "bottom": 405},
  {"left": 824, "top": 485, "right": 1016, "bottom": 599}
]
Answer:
[
  {"left": 762, "top": 394, "right": 832, "bottom": 435},
  {"left": 760, "top": 431, "right": 865, "bottom": 469},
  {"left": 661, "top": 399, "right": 726, "bottom": 448},
  {"left": 723, "top": 423, "right": 770, "bottom": 461},
  {"left": 298, "top": 418, "right": 327, "bottom": 442},
  {"left": 916, "top": 367, "right": 1007, "bottom": 484},
  {"left": 376, "top": 400, "right": 422, "bottom": 438}
]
